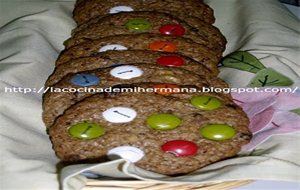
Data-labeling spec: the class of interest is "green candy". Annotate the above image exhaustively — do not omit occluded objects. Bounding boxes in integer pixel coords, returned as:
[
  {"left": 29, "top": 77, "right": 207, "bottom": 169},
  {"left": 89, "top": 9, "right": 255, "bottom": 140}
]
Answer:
[
  {"left": 126, "top": 18, "right": 151, "bottom": 32},
  {"left": 200, "top": 124, "right": 236, "bottom": 141},
  {"left": 68, "top": 122, "right": 105, "bottom": 140},
  {"left": 191, "top": 96, "right": 222, "bottom": 110},
  {"left": 146, "top": 113, "right": 182, "bottom": 131}
]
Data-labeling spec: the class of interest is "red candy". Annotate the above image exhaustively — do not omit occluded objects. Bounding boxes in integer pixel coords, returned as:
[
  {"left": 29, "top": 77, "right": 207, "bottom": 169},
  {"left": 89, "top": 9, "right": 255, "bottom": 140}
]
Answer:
[
  {"left": 161, "top": 140, "right": 198, "bottom": 157},
  {"left": 159, "top": 24, "right": 186, "bottom": 36},
  {"left": 156, "top": 56, "right": 185, "bottom": 67}
]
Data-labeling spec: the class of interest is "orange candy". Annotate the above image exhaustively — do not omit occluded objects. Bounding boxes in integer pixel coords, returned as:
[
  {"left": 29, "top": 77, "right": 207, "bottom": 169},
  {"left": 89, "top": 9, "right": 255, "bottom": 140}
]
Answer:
[
  {"left": 153, "top": 84, "right": 181, "bottom": 95},
  {"left": 149, "top": 41, "right": 177, "bottom": 52}
]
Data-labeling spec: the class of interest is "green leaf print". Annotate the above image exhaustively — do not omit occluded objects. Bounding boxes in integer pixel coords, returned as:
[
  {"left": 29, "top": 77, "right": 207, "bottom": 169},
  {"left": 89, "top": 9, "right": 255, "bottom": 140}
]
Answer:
[
  {"left": 248, "top": 68, "right": 294, "bottom": 87},
  {"left": 290, "top": 108, "right": 300, "bottom": 116},
  {"left": 221, "top": 51, "right": 265, "bottom": 73}
]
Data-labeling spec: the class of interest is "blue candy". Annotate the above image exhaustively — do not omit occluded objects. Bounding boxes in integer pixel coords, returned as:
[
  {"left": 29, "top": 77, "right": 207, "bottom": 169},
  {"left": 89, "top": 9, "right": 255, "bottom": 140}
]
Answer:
[{"left": 70, "top": 74, "right": 100, "bottom": 86}]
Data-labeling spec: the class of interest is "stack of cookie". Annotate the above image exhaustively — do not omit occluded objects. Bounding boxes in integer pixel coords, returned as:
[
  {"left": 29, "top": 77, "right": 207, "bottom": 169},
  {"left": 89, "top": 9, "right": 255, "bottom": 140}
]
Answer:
[{"left": 43, "top": 0, "right": 252, "bottom": 175}]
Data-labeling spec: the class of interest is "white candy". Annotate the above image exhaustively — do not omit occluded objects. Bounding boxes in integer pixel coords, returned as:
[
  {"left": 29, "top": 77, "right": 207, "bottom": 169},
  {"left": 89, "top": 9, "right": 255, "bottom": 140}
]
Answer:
[
  {"left": 108, "top": 146, "right": 144, "bottom": 163},
  {"left": 110, "top": 65, "right": 143, "bottom": 79},
  {"left": 99, "top": 44, "right": 128, "bottom": 52},
  {"left": 102, "top": 107, "right": 137, "bottom": 123},
  {"left": 109, "top": 6, "right": 134, "bottom": 14}
]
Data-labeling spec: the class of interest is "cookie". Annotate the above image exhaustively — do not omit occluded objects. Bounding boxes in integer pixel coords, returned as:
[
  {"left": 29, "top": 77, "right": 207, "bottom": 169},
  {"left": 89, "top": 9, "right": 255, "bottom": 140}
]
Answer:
[
  {"left": 49, "top": 90, "right": 251, "bottom": 175},
  {"left": 56, "top": 34, "right": 222, "bottom": 73},
  {"left": 65, "top": 11, "right": 226, "bottom": 50},
  {"left": 43, "top": 63, "right": 228, "bottom": 127},
  {"left": 46, "top": 50, "right": 217, "bottom": 86},
  {"left": 42, "top": 0, "right": 252, "bottom": 176},
  {"left": 73, "top": 0, "right": 215, "bottom": 25}
]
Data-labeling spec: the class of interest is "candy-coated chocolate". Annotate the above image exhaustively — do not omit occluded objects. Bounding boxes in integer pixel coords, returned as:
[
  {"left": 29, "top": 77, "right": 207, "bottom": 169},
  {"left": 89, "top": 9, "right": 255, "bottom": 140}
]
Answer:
[
  {"left": 200, "top": 124, "right": 236, "bottom": 141},
  {"left": 102, "top": 107, "right": 137, "bottom": 123},
  {"left": 70, "top": 74, "right": 100, "bottom": 87},
  {"left": 108, "top": 146, "right": 144, "bottom": 163},
  {"left": 109, "top": 6, "right": 134, "bottom": 14},
  {"left": 68, "top": 122, "right": 105, "bottom": 140},
  {"left": 149, "top": 41, "right": 177, "bottom": 52},
  {"left": 191, "top": 96, "right": 222, "bottom": 110},
  {"left": 146, "top": 113, "right": 181, "bottom": 130},
  {"left": 161, "top": 140, "right": 198, "bottom": 157},
  {"left": 159, "top": 24, "right": 186, "bottom": 36},
  {"left": 126, "top": 18, "right": 151, "bottom": 32},
  {"left": 156, "top": 55, "right": 185, "bottom": 67},
  {"left": 99, "top": 44, "right": 128, "bottom": 52},
  {"left": 110, "top": 65, "right": 143, "bottom": 79},
  {"left": 153, "top": 84, "right": 181, "bottom": 95}
]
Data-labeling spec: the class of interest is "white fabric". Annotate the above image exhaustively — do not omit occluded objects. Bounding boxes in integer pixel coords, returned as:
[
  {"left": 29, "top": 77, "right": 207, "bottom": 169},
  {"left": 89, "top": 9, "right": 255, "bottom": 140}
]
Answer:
[{"left": 0, "top": 0, "right": 299, "bottom": 190}]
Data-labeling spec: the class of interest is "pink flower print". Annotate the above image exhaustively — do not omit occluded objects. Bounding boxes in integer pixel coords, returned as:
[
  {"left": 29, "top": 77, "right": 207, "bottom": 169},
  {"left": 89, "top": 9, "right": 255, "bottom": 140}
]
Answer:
[{"left": 231, "top": 91, "right": 300, "bottom": 151}]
